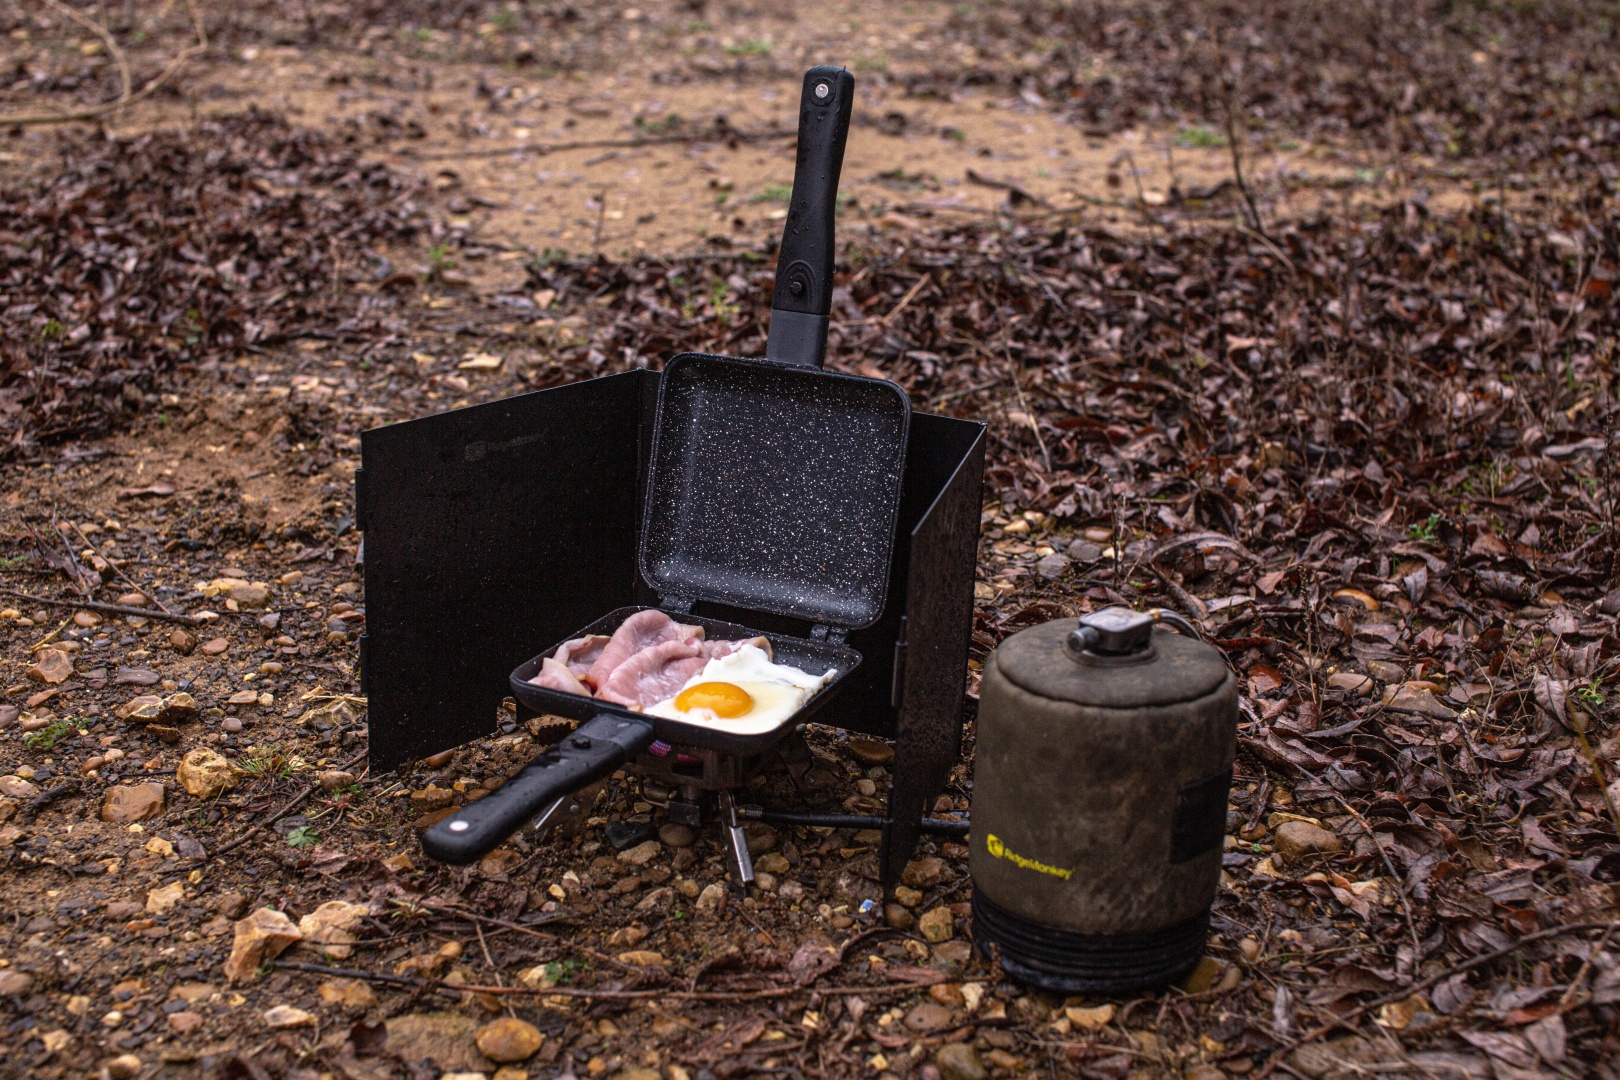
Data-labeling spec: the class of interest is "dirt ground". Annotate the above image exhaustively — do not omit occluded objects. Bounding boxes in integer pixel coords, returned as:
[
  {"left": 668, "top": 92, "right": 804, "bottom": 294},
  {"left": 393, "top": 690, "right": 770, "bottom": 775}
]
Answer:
[{"left": 1, "top": 3, "right": 1618, "bottom": 1080}]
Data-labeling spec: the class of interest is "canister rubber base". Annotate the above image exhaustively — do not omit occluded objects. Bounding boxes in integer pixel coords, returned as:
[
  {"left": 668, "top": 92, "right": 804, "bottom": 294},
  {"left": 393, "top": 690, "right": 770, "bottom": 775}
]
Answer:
[{"left": 971, "top": 889, "right": 1209, "bottom": 995}]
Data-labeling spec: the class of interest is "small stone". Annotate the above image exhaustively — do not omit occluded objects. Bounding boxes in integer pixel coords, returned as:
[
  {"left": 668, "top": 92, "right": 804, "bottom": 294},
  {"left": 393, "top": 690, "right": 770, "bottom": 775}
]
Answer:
[
  {"left": 101, "top": 783, "right": 166, "bottom": 823},
  {"left": 1327, "top": 672, "right": 1373, "bottom": 696},
  {"left": 217, "top": 892, "right": 252, "bottom": 918},
  {"left": 0, "top": 775, "right": 39, "bottom": 798},
  {"left": 316, "top": 770, "right": 356, "bottom": 792},
  {"left": 73, "top": 610, "right": 101, "bottom": 628},
  {"left": 178, "top": 748, "right": 238, "bottom": 799},
  {"left": 616, "top": 950, "right": 663, "bottom": 967},
  {"left": 617, "top": 840, "right": 662, "bottom": 867},
  {"left": 298, "top": 900, "right": 371, "bottom": 960},
  {"left": 146, "top": 882, "right": 186, "bottom": 915},
  {"left": 0, "top": 970, "right": 35, "bottom": 995},
  {"left": 885, "top": 904, "right": 915, "bottom": 930},
  {"left": 223, "top": 906, "right": 302, "bottom": 983},
  {"left": 848, "top": 737, "right": 895, "bottom": 765},
  {"left": 606, "top": 924, "right": 649, "bottom": 948},
  {"left": 755, "top": 852, "right": 791, "bottom": 875},
  {"left": 259, "top": 661, "right": 284, "bottom": 675},
  {"left": 753, "top": 872, "right": 778, "bottom": 892},
  {"left": 893, "top": 885, "right": 923, "bottom": 908},
  {"left": 423, "top": 749, "right": 455, "bottom": 768},
  {"left": 263, "top": 1004, "right": 315, "bottom": 1028},
  {"left": 168, "top": 1011, "right": 203, "bottom": 1033},
  {"left": 935, "top": 1042, "right": 988, "bottom": 1080},
  {"left": 1273, "top": 821, "right": 1343, "bottom": 860},
  {"left": 162, "top": 692, "right": 199, "bottom": 721},
  {"left": 200, "top": 637, "right": 230, "bottom": 656},
  {"left": 1066, "top": 540, "right": 1104, "bottom": 565},
  {"left": 917, "top": 906, "right": 955, "bottom": 943},
  {"left": 476, "top": 1017, "right": 545, "bottom": 1062},
  {"left": 902, "top": 856, "right": 945, "bottom": 889},
  {"left": 1064, "top": 1003, "right": 1115, "bottom": 1030},
  {"left": 657, "top": 822, "right": 694, "bottom": 848},
  {"left": 222, "top": 718, "right": 243, "bottom": 734},
  {"left": 1177, "top": 955, "right": 1222, "bottom": 993},
  {"left": 905, "top": 1002, "right": 957, "bottom": 1032},
  {"left": 27, "top": 649, "right": 73, "bottom": 685},
  {"left": 228, "top": 584, "right": 271, "bottom": 608},
  {"left": 410, "top": 785, "right": 453, "bottom": 811},
  {"left": 694, "top": 882, "right": 726, "bottom": 914},
  {"left": 258, "top": 612, "right": 281, "bottom": 630},
  {"left": 104, "top": 1053, "right": 144, "bottom": 1080},
  {"left": 169, "top": 629, "right": 197, "bottom": 654},
  {"left": 1035, "top": 553, "right": 1072, "bottom": 580},
  {"left": 318, "top": 978, "right": 375, "bottom": 1007},
  {"left": 493, "top": 1069, "right": 528, "bottom": 1080}
]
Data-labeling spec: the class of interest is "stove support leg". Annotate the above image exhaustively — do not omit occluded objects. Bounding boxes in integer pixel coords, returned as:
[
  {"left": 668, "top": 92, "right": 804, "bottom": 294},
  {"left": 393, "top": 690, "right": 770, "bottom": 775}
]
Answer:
[
  {"left": 719, "top": 790, "right": 754, "bottom": 892},
  {"left": 667, "top": 785, "right": 703, "bottom": 827}
]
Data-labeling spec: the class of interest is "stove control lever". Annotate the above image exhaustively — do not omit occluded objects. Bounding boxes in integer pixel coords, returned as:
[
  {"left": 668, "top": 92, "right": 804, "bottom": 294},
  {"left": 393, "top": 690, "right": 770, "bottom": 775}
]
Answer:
[{"left": 720, "top": 790, "right": 756, "bottom": 892}]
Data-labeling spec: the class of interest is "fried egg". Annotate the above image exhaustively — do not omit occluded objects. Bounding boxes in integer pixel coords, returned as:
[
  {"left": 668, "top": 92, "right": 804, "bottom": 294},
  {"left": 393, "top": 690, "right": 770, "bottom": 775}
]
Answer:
[{"left": 645, "top": 644, "right": 836, "bottom": 733}]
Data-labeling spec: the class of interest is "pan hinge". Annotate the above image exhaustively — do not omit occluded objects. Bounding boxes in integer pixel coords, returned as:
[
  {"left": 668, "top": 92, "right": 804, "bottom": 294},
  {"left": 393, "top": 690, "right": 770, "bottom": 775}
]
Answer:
[
  {"left": 660, "top": 596, "right": 694, "bottom": 615},
  {"left": 810, "top": 624, "right": 848, "bottom": 644},
  {"left": 891, "top": 615, "right": 907, "bottom": 709}
]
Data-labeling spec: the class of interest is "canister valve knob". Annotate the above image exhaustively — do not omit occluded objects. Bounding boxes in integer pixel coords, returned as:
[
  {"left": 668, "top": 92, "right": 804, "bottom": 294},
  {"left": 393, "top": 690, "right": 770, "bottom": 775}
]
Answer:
[
  {"left": 1067, "top": 607, "right": 1203, "bottom": 660},
  {"left": 1067, "top": 607, "right": 1155, "bottom": 657}
]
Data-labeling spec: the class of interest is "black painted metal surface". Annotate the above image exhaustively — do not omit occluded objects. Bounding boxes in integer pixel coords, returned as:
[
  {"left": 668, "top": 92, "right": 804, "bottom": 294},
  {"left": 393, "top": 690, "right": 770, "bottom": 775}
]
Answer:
[
  {"left": 879, "top": 415, "right": 987, "bottom": 887},
  {"left": 642, "top": 353, "right": 910, "bottom": 630},
  {"left": 356, "top": 370, "right": 657, "bottom": 773}
]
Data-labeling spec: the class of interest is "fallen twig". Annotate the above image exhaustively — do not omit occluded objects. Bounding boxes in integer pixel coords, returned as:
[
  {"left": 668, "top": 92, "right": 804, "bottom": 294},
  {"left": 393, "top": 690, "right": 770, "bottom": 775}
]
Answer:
[
  {"left": 0, "top": 0, "right": 206, "bottom": 128},
  {"left": 0, "top": 587, "right": 200, "bottom": 626},
  {"left": 272, "top": 959, "right": 924, "bottom": 1002}
]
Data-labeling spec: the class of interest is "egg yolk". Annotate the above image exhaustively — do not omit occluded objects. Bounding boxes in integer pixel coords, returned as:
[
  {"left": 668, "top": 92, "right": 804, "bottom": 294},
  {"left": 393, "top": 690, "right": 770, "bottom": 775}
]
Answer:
[{"left": 674, "top": 681, "right": 753, "bottom": 718}]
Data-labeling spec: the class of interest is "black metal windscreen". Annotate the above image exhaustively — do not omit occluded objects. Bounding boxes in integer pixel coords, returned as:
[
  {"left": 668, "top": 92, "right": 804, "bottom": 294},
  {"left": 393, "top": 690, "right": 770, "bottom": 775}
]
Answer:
[{"left": 357, "top": 370, "right": 984, "bottom": 885}]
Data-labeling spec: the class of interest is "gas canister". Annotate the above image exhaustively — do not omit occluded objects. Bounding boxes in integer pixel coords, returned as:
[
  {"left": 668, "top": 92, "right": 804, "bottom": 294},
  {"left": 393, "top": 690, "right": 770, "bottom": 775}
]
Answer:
[{"left": 970, "top": 608, "right": 1238, "bottom": 993}]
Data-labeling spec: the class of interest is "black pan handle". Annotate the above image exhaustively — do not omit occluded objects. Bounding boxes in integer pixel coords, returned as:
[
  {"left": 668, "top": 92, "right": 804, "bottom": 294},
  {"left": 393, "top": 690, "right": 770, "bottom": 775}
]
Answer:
[
  {"left": 766, "top": 65, "right": 855, "bottom": 369},
  {"left": 420, "top": 713, "right": 655, "bottom": 865}
]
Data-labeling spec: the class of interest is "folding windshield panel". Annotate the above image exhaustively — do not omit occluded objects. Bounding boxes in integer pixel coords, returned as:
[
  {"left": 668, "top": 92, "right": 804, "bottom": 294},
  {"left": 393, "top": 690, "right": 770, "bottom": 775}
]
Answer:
[{"left": 357, "top": 370, "right": 656, "bottom": 772}]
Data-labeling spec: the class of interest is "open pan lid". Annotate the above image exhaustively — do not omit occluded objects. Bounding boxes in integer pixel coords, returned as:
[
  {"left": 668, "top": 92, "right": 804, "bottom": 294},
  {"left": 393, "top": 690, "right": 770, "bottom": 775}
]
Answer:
[{"left": 639, "top": 352, "right": 911, "bottom": 630}]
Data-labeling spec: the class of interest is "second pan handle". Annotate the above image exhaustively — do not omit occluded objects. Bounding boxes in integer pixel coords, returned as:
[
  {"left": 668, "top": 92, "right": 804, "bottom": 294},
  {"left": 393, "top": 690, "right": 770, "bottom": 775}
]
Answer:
[
  {"left": 420, "top": 713, "right": 654, "bottom": 865},
  {"left": 766, "top": 65, "right": 855, "bottom": 369}
]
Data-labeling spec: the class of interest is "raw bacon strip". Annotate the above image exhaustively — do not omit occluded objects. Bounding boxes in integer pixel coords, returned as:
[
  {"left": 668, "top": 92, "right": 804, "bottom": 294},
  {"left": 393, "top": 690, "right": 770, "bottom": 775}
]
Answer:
[
  {"left": 529, "top": 656, "right": 591, "bottom": 697},
  {"left": 585, "top": 609, "right": 705, "bottom": 690},
  {"left": 596, "top": 639, "right": 707, "bottom": 708},
  {"left": 553, "top": 634, "right": 610, "bottom": 679},
  {"left": 698, "top": 636, "right": 772, "bottom": 662}
]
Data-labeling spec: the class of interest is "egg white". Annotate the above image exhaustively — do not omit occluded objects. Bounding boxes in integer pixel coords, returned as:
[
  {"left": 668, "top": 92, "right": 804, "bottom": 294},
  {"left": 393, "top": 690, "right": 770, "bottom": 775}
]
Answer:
[{"left": 643, "top": 644, "right": 837, "bottom": 734}]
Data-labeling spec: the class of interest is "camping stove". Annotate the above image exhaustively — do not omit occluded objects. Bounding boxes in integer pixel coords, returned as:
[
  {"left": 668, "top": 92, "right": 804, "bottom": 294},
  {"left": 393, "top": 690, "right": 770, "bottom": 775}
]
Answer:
[{"left": 354, "top": 67, "right": 986, "bottom": 889}]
